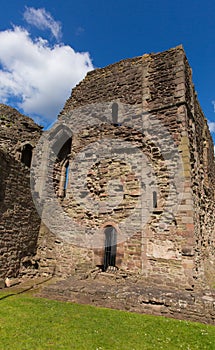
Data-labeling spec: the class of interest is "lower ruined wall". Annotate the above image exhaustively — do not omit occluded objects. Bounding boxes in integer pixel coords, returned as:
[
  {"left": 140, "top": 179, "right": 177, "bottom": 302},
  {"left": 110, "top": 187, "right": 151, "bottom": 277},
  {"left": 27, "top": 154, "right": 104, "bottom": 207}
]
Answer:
[
  {"left": 36, "top": 225, "right": 195, "bottom": 291},
  {"left": 0, "top": 150, "right": 41, "bottom": 278},
  {"left": 36, "top": 223, "right": 95, "bottom": 277}
]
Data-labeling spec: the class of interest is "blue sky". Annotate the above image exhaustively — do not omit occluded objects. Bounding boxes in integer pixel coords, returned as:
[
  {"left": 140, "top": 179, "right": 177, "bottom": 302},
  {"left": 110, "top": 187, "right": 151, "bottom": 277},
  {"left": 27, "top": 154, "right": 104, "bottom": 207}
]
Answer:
[{"left": 0, "top": 0, "right": 215, "bottom": 136}]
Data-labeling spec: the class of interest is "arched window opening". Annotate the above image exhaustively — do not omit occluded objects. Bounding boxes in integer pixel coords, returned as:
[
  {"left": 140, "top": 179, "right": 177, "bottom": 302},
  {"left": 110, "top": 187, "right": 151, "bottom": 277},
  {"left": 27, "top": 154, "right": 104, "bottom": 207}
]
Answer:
[
  {"left": 64, "top": 162, "right": 69, "bottom": 190},
  {"left": 54, "top": 136, "right": 72, "bottom": 198},
  {"left": 57, "top": 137, "right": 72, "bottom": 160},
  {"left": 58, "top": 161, "right": 70, "bottom": 197},
  {"left": 153, "top": 191, "right": 157, "bottom": 209},
  {"left": 112, "top": 102, "right": 120, "bottom": 126},
  {"left": 103, "top": 226, "right": 117, "bottom": 271},
  {"left": 21, "top": 144, "right": 33, "bottom": 168}
]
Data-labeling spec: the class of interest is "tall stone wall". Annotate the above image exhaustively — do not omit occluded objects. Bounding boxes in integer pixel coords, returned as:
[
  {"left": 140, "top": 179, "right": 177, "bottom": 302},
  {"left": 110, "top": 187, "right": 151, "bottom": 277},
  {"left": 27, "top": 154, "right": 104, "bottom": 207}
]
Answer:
[
  {"left": 36, "top": 46, "right": 215, "bottom": 291},
  {"left": 0, "top": 105, "right": 42, "bottom": 279},
  {"left": 185, "top": 91, "right": 215, "bottom": 287},
  {"left": 0, "top": 150, "right": 41, "bottom": 278}
]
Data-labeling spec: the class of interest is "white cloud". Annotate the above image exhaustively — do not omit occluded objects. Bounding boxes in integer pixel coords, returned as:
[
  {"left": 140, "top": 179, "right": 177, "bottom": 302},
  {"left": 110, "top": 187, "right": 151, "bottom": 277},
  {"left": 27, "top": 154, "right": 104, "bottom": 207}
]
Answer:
[
  {"left": 208, "top": 121, "right": 215, "bottom": 133},
  {"left": 0, "top": 26, "right": 93, "bottom": 126},
  {"left": 212, "top": 100, "right": 215, "bottom": 113},
  {"left": 24, "top": 7, "right": 62, "bottom": 41}
]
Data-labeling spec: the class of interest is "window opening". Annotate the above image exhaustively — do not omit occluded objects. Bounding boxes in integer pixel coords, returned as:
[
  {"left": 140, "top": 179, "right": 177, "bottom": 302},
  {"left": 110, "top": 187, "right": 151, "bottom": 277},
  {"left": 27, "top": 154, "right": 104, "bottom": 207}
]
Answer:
[
  {"left": 21, "top": 144, "right": 33, "bottom": 167},
  {"left": 153, "top": 191, "right": 157, "bottom": 209},
  {"left": 64, "top": 162, "right": 69, "bottom": 190},
  {"left": 112, "top": 103, "right": 121, "bottom": 126}
]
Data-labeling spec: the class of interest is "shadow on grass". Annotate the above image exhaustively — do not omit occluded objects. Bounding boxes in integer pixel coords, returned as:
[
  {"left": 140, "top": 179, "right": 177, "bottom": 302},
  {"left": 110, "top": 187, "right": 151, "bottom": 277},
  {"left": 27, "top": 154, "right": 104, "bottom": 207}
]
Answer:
[{"left": 0, "top": 273, "right": 55, "bottom": 301}]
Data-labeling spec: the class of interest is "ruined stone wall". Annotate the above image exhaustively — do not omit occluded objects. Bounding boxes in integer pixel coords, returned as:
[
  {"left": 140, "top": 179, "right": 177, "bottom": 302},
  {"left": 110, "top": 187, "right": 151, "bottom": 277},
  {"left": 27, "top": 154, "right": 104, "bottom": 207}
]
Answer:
[
  {"left": 37, "top": 46, "right": 215, "bottom": 291},
  {"left": 0, "top": 104, "right": 43, "bottom": 279},
  {"left": 36, "top": 223, "right": 95, "bottom": 277},
  {"left": 59, "top": 45, "right": 186, "bottom": 114},
  {"left": 183, "top": 68, "right": 215, "bottom": 287},
  {"left": 0, "top": 149, "right": 41, "bottom": 278},
  {"left": 0, "top": 104, "right": 42, "bottom": 161}
]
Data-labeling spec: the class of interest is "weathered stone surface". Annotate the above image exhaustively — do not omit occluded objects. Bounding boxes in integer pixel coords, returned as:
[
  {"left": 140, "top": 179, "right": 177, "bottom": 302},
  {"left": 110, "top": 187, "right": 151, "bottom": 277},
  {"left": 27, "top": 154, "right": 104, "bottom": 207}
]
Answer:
[
  {"left": 0, "top": 45, "right": 215, "bottom": 324},
  {"left": 0, "top": 106, "right": 42, "bottom": 279},
  {"left": 0, "top": 279, "right": 5, "bottom": 289},
  {"left": 36, "top": 270, "right": 215, "bottom": 325},
  {"left": 36, "top": 45, "right": 215, "bottom": 295},
  {"left": 0, "top": 104, "right": 42, "bottom": 156}
]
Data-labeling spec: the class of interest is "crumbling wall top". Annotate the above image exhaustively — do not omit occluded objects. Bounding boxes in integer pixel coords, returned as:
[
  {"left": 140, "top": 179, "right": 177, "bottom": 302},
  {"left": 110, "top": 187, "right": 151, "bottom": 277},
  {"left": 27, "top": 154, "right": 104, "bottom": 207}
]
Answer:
[
  {"left": 58, "top": 45, "right": 188, "bottom": 117},
  {"left": 0, "top": 104, "right": 42, "bottom": 155}
]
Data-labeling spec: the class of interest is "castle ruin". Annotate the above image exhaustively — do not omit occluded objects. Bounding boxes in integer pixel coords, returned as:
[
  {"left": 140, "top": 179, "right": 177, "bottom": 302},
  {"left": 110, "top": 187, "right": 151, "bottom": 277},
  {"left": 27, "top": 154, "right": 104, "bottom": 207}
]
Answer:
[{"left": 0, "top": 45, "right": 215, "bottom": 322}]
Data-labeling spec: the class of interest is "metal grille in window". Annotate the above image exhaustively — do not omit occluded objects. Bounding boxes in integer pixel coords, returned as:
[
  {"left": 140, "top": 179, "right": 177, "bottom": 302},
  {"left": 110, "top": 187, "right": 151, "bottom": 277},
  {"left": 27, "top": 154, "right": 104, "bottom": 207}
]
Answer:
[{"left": 103, "top": 226, "right": 117, "bottom": 271}]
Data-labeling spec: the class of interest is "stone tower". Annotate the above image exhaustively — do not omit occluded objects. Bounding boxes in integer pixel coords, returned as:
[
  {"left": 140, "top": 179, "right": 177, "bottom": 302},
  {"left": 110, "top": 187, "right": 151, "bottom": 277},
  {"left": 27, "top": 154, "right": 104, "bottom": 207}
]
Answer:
[{"left": 34, "top": 45, "right": 215, "bottom": 292}]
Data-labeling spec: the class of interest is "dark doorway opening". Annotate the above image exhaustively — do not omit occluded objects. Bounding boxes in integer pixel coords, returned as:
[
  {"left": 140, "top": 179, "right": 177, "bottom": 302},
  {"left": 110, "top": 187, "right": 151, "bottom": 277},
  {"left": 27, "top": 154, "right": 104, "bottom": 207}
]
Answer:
[{"left": 103, "top": 226, "right": 117, "bottom": 271}]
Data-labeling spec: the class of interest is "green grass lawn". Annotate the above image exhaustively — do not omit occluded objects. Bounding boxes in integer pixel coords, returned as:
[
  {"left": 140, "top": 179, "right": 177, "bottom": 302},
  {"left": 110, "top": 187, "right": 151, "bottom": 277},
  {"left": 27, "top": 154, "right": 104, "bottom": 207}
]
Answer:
[{"left": 0, "top": 292, "right": 214, "bottom": 350}]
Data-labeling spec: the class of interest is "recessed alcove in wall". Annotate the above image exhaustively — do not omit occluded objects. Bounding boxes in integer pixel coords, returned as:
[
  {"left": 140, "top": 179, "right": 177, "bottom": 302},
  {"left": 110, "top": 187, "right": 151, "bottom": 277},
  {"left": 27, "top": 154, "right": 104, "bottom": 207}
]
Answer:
[{"left": 21, "top": 143, "right": 33, "bottom": 168}]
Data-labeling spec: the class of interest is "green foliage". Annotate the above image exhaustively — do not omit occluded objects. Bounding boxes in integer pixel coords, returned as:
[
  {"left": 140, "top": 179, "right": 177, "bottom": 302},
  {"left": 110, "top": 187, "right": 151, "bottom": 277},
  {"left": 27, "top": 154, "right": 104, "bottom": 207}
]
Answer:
[{"left": 0, "top": 293, "right": 214, "bottom": 349}]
